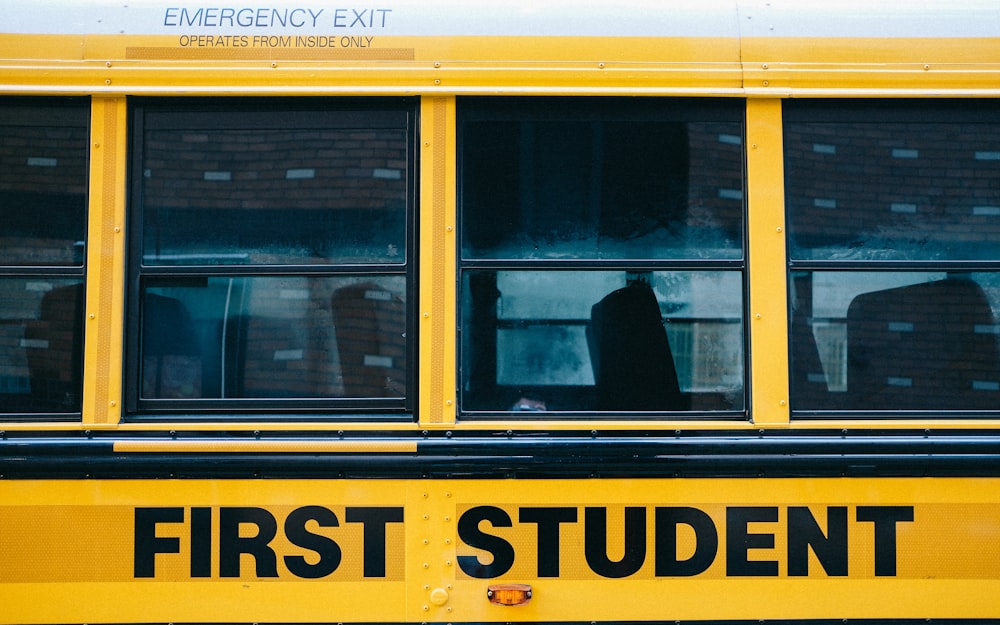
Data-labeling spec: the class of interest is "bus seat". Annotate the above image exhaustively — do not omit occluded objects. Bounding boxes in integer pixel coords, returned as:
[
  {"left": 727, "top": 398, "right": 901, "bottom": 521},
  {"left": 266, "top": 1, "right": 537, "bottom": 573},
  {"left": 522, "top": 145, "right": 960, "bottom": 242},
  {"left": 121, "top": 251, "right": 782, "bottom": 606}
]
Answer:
[
  {"left": 587, "top": 281, "right": 684, "bottom": 411},
  {"left": 142, "top": 293, "right": 202, "bottom": 398},
  {"left": 24, "top": 283, "right": 84, "bottom": 411},
  {"left": 846, "top": 278, "right": 1000, "bottom": 410},
  {"left": 331, "top": 284, "right": 406, "bottom": 398},
  {"left": 790, "top": 308, "right": 831, "bottom": 407}
]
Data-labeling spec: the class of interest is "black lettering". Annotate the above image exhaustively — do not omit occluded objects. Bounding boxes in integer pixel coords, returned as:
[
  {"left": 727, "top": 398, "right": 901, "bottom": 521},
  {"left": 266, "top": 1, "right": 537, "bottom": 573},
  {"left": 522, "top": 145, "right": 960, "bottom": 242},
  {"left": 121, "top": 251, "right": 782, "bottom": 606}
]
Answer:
[
  {"left": 457, "top": 506, "right": 515, "bottom": 579},
  {"left": 857, "top": 506, "right": 914, "bottom": 576},
  {"left": 655, "top": 506, "right": 718, "bottom": 576},
  {"left": 134, "top": 507, "right": 183, "bottom": 578},
  {"left": 284, "top": 506, "right": 341, "bottom": 579},
  {"left": 787, "top": 506, "right": 848, "bottom": 576},
  {"left": 345, "top": 506, "right": 404, "bottom": 577},
  {"left": 190, "top": 506, "right": 212, "bottom": 577},
  {"left": 726, "top": 506, "right": 779, "bottom": 576},
  {"left": 584, "top": 507, "right": 646, "bottom": 578},
  {"left": 519, "top": 507, "right": 578, "bottom": 577},
  {"left": 219, "top": 507, "right": 278, "bottom": 577}
]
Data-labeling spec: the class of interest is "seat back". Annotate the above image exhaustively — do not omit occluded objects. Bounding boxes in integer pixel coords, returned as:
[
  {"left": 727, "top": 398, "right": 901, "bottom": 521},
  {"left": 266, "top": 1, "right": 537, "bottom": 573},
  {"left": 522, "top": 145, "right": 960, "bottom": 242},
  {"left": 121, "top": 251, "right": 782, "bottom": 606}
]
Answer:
[
  {"left": 587, "top": 282, "right": 684, "bottom": 411},
  {"left": 846, "top": 278, "right": 1000, "bottom": 410}
]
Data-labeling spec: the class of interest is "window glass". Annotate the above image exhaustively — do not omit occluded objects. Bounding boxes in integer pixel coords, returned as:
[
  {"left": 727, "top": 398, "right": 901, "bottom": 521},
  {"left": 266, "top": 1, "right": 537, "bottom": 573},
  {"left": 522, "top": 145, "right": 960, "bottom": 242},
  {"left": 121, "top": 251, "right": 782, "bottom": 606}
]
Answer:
[
  {"left": 462, "top": 101, "right": 744, "bottom": 261},
  {"left": 131, "top": 100, "right": 414, "bottom": 415},
  {"left": 142, "top": 276, "right": 406, "bottom": 400},
  {"left": 0, "top": 99, "right": 89, "bottom": 416},
  {"left": 0, "top": 105, "right": 88, "bottom": 266},
  {"left": 462, "top": 270, "right": 744, "bottom": 412},
  {"left": 141, "top": 111, "right": 407, "bottom": 266},
  {"left": 786, "top": 101, "right": 1000, "bottom": 412},
  {"left": 459, "top": 98, "right": 746, "bottom": 415}
]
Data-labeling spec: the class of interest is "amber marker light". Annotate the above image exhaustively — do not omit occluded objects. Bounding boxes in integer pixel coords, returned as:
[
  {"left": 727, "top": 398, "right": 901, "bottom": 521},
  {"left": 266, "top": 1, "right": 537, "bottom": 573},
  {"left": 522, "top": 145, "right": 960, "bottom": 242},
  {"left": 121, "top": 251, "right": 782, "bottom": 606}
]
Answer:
[{"left": 487, "top": 584, "right": 533, "bottom": 606}]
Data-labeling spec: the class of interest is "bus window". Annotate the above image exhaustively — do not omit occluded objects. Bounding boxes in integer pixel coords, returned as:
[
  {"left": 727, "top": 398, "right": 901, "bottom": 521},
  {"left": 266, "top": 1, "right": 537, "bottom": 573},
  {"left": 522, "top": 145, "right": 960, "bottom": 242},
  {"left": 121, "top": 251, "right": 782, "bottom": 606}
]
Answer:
[
  {"left": 128, "top": 100, "right": 414, "bottom": 416},
  {"left": 0, "top": 99, "right": 89, "bottom": 415},
  {"left": 459, "top": 98, "right": 745, "bottom": 415},
  {"left": 785, "top": 101, "right": 1000, "bottom": 412}
]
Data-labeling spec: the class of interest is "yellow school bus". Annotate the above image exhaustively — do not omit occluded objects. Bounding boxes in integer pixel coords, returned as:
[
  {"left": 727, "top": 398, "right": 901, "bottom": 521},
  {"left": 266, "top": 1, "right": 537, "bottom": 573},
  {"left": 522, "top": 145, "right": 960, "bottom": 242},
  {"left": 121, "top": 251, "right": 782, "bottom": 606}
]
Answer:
[{"left": 2, "top": 1, "right": 1000, "bottom": 623}]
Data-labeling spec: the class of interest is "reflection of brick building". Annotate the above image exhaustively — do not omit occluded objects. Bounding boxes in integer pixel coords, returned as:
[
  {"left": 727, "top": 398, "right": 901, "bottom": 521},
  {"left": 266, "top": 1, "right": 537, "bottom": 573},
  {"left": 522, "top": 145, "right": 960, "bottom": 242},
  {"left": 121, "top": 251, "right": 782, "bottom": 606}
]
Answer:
[
  {"left": 144, "top": 128, "right": 407, "bottom": 212},
  {"left": 139, "top": 117, "right": 410, "bottom": 401},
  {"left": 785, "top": 120, "right": 1000, "bottom": 256},
  {"left": 0, "top": 110, "right": 89, "bottom": 411},
  {"left": 785, "top": 106, "right": 1000, "bottom": 408}
]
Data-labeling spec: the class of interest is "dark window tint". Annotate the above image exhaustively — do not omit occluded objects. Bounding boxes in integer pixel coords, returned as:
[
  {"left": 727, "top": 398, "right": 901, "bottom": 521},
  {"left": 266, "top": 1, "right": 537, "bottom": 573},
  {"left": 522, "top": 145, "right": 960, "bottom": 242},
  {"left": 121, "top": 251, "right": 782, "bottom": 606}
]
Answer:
[
  {"left": 459, "top": 98, "right": 746, "bottom": 416},
  {"left": 130, "top": 100, "right": 414, "bottom": 416},
  {"left": 786, "top": 101, "right": 1000, "bottom": 413},
  {"left": 0, "top": 98, "right": 89, "bottom": 416}
]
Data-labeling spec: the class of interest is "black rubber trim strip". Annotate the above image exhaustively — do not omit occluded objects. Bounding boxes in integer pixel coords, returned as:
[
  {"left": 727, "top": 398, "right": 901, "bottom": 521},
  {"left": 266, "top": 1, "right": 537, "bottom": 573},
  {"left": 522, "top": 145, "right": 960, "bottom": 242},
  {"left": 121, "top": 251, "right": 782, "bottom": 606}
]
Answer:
[{"left": 0, "top": 430, "right": 999, "bottom": 479}]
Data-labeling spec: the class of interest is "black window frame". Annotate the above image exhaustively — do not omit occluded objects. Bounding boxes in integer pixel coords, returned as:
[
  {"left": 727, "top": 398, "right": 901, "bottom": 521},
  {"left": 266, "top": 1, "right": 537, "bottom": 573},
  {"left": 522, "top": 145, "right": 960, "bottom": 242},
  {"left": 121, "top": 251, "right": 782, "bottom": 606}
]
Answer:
[
  {"left": 0, "top": 97, "right": 90, "bottom": 420},
  {"left": 784, "top": 98, "right": 1000, "bottom": 417},
  {"left": 456, "top": 96, "right": 749, "bottom": 419},
  {"left": 125, "top": 97, "right": 418, "bottom": 420}
]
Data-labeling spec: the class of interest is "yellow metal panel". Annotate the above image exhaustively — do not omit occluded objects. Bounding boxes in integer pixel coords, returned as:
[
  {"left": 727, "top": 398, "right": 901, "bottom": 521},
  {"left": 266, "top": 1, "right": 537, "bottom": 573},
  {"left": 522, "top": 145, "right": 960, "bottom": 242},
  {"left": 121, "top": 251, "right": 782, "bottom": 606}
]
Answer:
[
  {"left": 746, "top": 99, "right": 789, "bottom": 426},
  {"left": 5, "top": 32, "right": 1000, "bottom": 95},
  {"left": 0, "top": 33, "right": 737, "bottom": 95},
  {"left": 1, "top": 477, "right": 1000, "bottom": 623},
  {"left": 418, "top": 96, "right": 457, "bottom": 426},
  {"left": 82, "top": 97, "right": 127, "bottom": 426}
]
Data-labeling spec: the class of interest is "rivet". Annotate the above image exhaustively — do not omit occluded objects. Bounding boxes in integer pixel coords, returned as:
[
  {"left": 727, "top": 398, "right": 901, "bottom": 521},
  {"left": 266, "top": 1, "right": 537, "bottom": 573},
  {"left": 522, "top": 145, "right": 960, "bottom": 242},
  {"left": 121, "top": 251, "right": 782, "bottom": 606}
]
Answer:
[
  {"left": 114, "top": 226, "right": 121, "bottom": 233},
  {"left": 924, "top": 64, "right": 931, "bottom": 70},
  {"left": 446, "top": 226, "right": 453, "bottom": 232},
  {"left": 271, "top": 62, "right": 277, "bottom": 68},
  {"left": 105, "top": 79, "right": 111, "bottom": 85},
  {"left": 434, "top": 62, "right": 441, "bottom": 68},
  {"left": 434, "top": 79, "right": 441, "bottom": 85},
  {"left": 761, "top": 63, "right": 768, "bottom": 69},
  {"left": 780, "top": 400, "right": 787, "bottom": 406},
  {"left": 106, "top": 61, "right": 112, "bottom": 67},
  {"left": 598, "top": 62, "right": 605, "bottom": 69},
  {"left": 423, "top": 312, "right": 430, "bottom": 318},
  {"left": 762, "top": 80, "right": 769, "bottom": 86},
  {"left": 109, "top": 401, "right": 117, "bottom": 407},
  {"left": 755, "top": 313, "right": 762, "bottom": 319},
  {"left": 445, "top": 400, "right": 453, "bottom": 406},
  {"left": 776, "top": 226, "right": 783, "bottom": 233}
]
